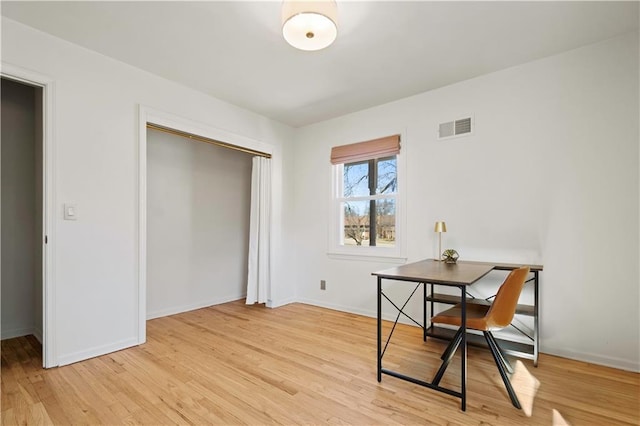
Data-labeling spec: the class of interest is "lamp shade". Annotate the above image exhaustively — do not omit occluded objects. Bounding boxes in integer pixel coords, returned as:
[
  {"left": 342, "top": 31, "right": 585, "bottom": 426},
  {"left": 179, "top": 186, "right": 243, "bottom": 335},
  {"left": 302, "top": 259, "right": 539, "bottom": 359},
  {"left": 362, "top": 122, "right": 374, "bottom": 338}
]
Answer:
[
  {"left": 282, "top": 0, "right": 337, "bottom": 51},
  {"left": 434, "top": 221, "right": 447, "bottom": 233}
]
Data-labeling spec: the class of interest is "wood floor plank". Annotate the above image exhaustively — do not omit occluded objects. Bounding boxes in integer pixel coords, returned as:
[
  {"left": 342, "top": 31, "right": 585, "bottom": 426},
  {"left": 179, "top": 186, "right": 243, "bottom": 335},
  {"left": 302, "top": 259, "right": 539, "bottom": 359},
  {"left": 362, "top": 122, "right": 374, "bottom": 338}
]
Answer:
[{"left": 1, "top": 300, "right": 638, "bottom": 425}]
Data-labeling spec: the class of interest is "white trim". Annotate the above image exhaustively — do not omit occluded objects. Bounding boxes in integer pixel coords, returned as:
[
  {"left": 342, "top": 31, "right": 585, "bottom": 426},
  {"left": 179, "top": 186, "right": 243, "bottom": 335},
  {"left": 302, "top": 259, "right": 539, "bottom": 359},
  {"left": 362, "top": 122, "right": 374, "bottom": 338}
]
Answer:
[
  {"left": 141, "top": 107, "right": 273, "bottom": 157},
  {"left": 147, "top": 294, "right": 246, "bottom": 320},
  {"left": 328, "top": 131, "right": 407, "bottom": 260},
  {"left": 137, "top": 105, "right": 274, "bottom": 344},
  {"left": 296, "top": 298, "right": 640, "bottom": 373},
  {"left": 327, "top": 252, "right": 407, "bottom": 264},
  {"left": 0, "top": 327, "right": 38, "bottom": 341},
  {"left": 266, "top": 297, "right": 296, "bottom": 309},
  {"left": 542, "top": 347, "right": 640, "bottom": 373},
  {"left": 57, "top": 337, "right": 139, "bottom": 367},
  {"left": 295, "top": 298, "right": 414, "bottom": 325},
  {"left": 137, "top": 108, "right": 147, "bottom": 344},
  {"left": 1, "top": 62, "right": 57, "bottom": 368}
]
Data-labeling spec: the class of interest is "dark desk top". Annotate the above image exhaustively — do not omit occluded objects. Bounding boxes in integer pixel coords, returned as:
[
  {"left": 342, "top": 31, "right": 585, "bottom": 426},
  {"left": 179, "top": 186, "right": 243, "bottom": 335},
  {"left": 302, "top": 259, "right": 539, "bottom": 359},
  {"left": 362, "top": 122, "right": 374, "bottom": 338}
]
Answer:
[
  {"left": 372, "top": 259, "right": 494, "bottom": 286},
  {"left": 455, "top": 259, "right": 543, "bottom": 272}
]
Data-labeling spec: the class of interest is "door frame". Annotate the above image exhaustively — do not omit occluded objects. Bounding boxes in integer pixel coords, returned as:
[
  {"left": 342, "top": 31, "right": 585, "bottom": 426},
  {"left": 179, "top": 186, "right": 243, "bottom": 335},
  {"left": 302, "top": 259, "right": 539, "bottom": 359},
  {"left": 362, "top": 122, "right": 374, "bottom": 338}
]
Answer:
[
  {"left": 137, "top": 106, "right": 274, "bottom": 343},
  {"left": 1, "top": 62, "right": 57, "bottom": 368}
]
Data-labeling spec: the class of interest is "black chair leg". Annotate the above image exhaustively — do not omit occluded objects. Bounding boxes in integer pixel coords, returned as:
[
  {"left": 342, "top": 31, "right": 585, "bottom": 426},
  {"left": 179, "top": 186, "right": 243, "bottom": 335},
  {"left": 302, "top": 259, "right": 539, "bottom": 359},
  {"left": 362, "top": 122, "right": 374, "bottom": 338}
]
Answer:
[
  {"left": 483, "top": 332, "right": 521, "bottom": 409},
  {"left": 486, "top": 331, "right": 514, "bottom": 374},
  {"left": 432, "top": 328, "right": 463, "bottom": 386},
  {"left": 440, "top": 327, "right": 464, "bottom": 361}
]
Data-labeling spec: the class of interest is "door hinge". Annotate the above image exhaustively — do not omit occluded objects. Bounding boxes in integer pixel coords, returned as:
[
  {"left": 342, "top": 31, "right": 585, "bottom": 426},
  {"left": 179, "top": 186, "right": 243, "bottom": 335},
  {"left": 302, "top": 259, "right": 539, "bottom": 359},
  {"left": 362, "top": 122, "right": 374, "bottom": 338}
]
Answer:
[{"left": 45, "top": 235, "right": 48, "bottom": 244}]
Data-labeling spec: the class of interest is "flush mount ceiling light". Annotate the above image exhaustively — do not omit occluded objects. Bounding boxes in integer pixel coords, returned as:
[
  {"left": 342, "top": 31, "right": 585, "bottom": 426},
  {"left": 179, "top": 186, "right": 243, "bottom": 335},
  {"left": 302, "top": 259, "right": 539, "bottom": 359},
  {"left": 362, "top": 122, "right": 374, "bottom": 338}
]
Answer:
[{"left": 282, "top": 0, "right": 338, "bottom": 51}]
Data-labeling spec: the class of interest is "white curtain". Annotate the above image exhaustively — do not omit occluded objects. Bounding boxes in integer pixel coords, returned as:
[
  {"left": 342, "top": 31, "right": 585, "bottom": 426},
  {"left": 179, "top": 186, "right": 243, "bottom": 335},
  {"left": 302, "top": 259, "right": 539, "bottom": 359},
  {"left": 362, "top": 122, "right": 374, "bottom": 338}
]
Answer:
[{"left": 246, "top": 156, "right": 271, "bottom": 304}]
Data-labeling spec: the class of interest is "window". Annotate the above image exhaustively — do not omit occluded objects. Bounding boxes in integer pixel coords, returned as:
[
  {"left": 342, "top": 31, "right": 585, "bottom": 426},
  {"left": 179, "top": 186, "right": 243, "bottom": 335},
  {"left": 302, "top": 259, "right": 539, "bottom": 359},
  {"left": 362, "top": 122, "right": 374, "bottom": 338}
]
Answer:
[
  {"left": 340, "top": 157, "right": 397, "bottom": 247},
  {"left": 330, "top": 135, "right": 405, "bottom": 260}
]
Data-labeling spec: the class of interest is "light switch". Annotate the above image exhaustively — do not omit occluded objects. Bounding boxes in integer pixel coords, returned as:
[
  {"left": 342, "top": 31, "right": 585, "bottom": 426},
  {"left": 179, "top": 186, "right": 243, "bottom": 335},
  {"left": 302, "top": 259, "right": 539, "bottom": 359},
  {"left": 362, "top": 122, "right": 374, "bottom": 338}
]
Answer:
[{"left": 64, "top": 203, "right": 77, "bottom": 221}]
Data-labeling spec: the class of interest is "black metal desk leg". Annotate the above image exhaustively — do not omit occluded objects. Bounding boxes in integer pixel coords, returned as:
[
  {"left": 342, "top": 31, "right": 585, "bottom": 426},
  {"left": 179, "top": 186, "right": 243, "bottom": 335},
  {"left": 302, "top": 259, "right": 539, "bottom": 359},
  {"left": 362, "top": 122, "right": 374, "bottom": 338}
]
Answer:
[
  {"left": 377, "top": 276, "right": 382, "bottom": 382},
  {"left": 534, "top": 270, "right": 539, "bottom": 367},
  {"left": 423, "top": 282, "right": 427, "bottom": 341},
  {"left": 460, "top": 285, "right": 467, "bottom": 411},
  {"left": 430, "top": 283, "right": 434, "bottom": 329}
]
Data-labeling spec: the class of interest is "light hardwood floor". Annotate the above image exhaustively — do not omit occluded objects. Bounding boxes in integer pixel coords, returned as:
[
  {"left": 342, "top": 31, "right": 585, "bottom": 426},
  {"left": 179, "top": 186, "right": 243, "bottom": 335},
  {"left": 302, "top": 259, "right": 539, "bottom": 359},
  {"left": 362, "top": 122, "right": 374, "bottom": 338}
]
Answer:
[{"left": 2, "top": 301, "right": 639, "bottom": 425}]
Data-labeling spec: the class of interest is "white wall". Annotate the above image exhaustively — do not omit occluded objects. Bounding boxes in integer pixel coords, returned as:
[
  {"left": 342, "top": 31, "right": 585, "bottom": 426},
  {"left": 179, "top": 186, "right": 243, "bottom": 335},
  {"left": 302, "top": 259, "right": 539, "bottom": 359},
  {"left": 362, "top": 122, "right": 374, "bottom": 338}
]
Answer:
[
  {"left": 292, "top": 32, "right": 640, "bottom": 371},
  {"left": 1, "top": 78, "right": 40, "bottom": 340},
  {"left": 2, "top": 16, "right": 637, "bottom": 372},
  {"left": 1, "top": 17, "right": 296, "bottom": 365},
  {"left": 146, "top": 129, "right": 253, "bottom": 319}
]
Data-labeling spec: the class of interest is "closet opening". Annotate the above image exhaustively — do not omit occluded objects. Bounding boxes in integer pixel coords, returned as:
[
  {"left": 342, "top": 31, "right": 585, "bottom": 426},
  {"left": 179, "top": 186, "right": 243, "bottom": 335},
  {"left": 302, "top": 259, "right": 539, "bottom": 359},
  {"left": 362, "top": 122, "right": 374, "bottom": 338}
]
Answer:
[
  {"left": 138, "top": 108, "right": 275, "bottom": 342},
  {"left": 145, "top": 124, "right": 259, "bottom": 320},
  {"left": 1, "top": 77, "right": 45, "bottom": 365}
]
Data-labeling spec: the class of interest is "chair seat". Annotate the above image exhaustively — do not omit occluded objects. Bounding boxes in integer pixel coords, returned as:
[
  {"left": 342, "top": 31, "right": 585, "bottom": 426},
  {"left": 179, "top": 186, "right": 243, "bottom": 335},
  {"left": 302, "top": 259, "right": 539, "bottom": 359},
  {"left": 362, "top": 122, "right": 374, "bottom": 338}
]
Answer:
[{"left": 431, "top": 303, "right": 491, "bottom": 331}]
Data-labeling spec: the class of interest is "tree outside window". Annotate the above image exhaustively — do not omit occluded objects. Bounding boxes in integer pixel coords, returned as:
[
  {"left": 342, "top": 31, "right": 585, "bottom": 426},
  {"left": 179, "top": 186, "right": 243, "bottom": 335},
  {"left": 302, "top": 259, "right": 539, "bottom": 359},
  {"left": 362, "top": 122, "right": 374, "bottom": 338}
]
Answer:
[{"left": 340, "top": 156, "right": 397, "bottom": 247}]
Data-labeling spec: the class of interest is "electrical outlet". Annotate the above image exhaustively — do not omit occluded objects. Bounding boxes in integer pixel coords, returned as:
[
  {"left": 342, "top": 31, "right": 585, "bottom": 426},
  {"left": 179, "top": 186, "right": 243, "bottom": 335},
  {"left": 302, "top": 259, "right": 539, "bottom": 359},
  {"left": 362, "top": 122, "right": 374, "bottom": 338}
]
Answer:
[{"left": 320, "top": 280, "right": 326, "bottom": 290}]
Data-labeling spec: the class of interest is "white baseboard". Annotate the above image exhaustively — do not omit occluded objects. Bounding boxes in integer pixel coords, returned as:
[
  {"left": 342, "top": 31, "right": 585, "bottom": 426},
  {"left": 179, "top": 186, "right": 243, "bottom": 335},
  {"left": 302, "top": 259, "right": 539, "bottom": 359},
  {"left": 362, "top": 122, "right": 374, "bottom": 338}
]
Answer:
[
  {"left": 146, "top": 293, "right": 246, "bottom": 320},
  {"left": 266, "top": 296, "right": 296, "bottom": 308},
  {"left": 40, "top": 296, "right": 640, "bottom": 373},
  {"left": 1, "top": 326, "right": 36, "bottom": 341},
  {"left": 296, "top": 297, "right": 430, "bottom": 326},
  {"left": 295, "top": 298, "right": 640, "bottom": 373},
  {"left": 57, "top": 337, "right": 139, "bottom": 367},
  {"left": 542, "top": 346, "right": 640, "bottom": 373},
  {"left": 296, "top": 298, "right": 384, "bottom": 321}
]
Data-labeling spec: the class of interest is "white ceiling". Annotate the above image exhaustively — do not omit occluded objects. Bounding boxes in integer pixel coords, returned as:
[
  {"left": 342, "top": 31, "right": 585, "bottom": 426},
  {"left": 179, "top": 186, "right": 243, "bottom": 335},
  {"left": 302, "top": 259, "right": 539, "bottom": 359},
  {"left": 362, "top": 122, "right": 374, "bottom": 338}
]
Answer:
[{"left": 2, "top": 1, "right": 638, "bottom": 127}]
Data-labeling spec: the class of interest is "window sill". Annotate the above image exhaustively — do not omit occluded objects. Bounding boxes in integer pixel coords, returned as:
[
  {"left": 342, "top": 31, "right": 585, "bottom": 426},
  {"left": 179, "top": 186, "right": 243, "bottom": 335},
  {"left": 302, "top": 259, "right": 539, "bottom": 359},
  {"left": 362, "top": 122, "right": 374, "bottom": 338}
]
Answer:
[{"left": 327, "top": 251, "right": 407, "bottom": 264}]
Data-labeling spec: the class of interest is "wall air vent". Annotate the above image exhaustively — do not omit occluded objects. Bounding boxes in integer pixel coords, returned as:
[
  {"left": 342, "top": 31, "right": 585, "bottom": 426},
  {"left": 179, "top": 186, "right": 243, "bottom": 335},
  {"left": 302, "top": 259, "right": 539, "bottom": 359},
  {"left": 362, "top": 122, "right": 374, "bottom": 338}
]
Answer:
[{"left": 438, "top": 115, "right": 473, "bottom": 140}]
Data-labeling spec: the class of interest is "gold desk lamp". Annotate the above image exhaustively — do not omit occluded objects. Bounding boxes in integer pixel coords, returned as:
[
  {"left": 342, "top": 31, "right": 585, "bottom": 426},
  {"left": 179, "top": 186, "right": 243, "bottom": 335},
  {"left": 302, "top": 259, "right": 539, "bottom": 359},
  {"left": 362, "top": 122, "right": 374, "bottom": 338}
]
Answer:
[{"left": 434, "top": 221, "right": 447, "bottom": 261}]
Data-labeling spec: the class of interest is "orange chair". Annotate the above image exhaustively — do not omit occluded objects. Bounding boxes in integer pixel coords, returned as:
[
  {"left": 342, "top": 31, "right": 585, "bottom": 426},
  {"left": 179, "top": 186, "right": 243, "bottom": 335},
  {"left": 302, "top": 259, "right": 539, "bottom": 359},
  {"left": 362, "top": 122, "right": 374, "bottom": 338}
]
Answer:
[{"left": 430, "top": 266, "right": 530, "bottom": 409}]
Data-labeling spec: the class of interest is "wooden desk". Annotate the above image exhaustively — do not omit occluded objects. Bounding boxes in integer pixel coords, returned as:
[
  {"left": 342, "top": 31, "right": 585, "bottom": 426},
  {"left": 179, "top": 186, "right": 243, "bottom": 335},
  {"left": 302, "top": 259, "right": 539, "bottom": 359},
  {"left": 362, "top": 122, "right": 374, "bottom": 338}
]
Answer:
[
  {"left": 373, "top": 260, "right": 494, "bottom": 411},
  {"left": 372, "top": 259, "right": 543, "bottom": 411}
]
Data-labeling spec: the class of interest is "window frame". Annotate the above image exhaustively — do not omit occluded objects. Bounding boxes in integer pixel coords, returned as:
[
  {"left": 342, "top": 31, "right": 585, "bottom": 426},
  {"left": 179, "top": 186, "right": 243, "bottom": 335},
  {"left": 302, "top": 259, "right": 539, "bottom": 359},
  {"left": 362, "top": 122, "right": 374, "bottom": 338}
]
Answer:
[{"left": 329, "top": 149, "right": 406, "bottom": 262}]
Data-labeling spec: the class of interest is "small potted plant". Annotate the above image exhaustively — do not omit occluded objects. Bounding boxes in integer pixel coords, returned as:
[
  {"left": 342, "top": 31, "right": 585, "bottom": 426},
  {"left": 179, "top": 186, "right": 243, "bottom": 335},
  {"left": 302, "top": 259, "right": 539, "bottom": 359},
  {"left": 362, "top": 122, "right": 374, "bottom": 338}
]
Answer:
[{"left": 442, "top": 249, "right": 459, "bottom": 264}]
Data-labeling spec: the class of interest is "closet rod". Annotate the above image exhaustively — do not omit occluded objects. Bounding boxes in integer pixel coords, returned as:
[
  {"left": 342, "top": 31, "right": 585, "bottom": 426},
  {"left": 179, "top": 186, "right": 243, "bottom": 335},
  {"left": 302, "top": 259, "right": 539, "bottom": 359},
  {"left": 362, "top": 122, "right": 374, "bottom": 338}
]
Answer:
[{"left": 146, "top": 123, "right": 271, "bottom": 158}]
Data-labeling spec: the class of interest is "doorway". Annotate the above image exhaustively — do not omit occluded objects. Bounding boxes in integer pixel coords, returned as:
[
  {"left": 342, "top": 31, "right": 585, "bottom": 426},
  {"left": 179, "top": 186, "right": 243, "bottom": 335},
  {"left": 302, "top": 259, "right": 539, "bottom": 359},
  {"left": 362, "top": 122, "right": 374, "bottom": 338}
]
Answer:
[{"left": 1, "top": 75, "right": 50, "bottom": 367}]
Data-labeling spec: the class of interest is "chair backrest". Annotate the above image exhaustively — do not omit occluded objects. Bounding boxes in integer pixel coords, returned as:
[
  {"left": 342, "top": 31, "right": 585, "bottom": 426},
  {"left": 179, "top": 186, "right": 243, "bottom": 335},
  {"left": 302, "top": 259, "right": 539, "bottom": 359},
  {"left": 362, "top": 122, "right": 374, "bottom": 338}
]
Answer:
[{"left": 485, "top": 266, "right": 530, "bottom": 330}]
